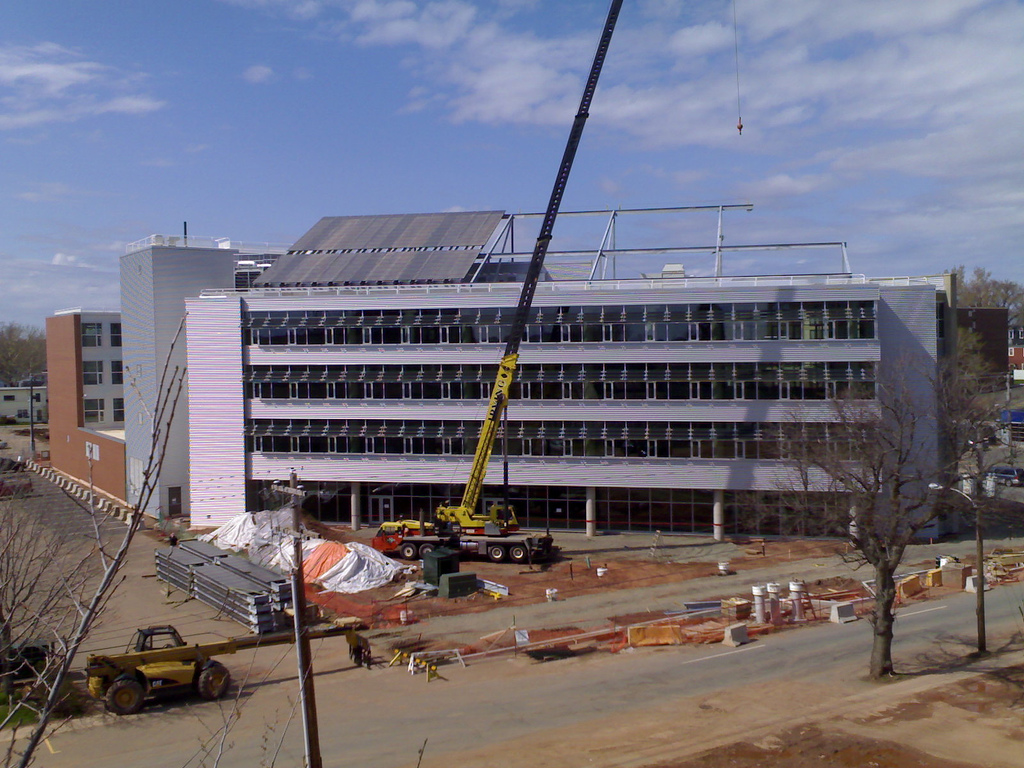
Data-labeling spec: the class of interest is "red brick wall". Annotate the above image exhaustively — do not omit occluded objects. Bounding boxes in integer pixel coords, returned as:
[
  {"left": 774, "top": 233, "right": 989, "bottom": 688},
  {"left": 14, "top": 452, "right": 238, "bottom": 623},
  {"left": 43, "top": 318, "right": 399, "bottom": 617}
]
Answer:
[{"left": 44, "top": 315, "right": 126, "bottom": 501}]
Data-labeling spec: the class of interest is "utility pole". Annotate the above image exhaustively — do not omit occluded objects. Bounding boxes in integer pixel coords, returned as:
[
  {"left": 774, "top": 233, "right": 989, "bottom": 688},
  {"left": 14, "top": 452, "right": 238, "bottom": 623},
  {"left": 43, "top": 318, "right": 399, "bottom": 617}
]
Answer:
[
  {"left": 930, "top": 479, "right": 985, "bottom": 654},
  {"left": 286, "top": 472, "right": 322, "bottom": 768}
]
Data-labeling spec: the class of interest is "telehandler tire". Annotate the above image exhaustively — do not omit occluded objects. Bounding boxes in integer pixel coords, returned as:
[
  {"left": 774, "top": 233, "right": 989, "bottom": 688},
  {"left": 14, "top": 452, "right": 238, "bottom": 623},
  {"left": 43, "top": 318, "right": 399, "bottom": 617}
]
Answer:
[
  {"left": 197, "top": 662, "right": 231, "bottom": 701},
  {"left": 106, "top": 677, "right": 145, "bottom": 716}
]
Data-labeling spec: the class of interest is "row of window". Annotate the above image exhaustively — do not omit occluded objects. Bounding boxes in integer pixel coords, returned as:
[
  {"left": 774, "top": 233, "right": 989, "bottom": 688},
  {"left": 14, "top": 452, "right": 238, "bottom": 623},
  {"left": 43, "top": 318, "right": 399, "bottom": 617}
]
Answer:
[
  {"left": 246, "top": 419, "right": 839, "bottom": 460},
  {"left": 246, "top": 361, "right": 876, "bottom": 403},
  {"left": 245, "top": 301, "right": 877, "bottom": 328},
  {"left": 247, "top": 317, "right": 875, "bottom": 346},
  {"left": 249, "top": 378, "right": 872, "bottom": 402},
  {"left": 83, "top": 397, "right": 124, "bottom": 423},
  {"left": 248, "top": 361, "right": 876, "bottom": 384},
  {"left": 82, "top": 360, "right": 123, "bottom": 386},
  {"left": 81, "top": 322, "right": 121, "bottom": 348}
]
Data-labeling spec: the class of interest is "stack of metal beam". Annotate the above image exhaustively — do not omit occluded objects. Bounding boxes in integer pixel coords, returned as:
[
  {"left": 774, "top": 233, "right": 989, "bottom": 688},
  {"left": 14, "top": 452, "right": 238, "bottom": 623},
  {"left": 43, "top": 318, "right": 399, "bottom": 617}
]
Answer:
[{"left": 154, "top": 543, "right": 292, "bottom": 634}]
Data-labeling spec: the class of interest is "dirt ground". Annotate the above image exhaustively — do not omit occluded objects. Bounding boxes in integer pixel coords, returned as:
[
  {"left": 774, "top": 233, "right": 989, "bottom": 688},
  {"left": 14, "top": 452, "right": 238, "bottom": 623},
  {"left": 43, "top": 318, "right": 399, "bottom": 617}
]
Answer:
[{"left": 660, "top": 666, "right": 1024, "bottom": 768}]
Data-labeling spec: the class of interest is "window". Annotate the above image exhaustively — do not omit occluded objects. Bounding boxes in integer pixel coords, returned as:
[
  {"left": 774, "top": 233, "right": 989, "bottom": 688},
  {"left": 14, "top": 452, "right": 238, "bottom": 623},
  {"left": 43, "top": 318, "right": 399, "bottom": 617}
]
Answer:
[
  {"left": 83, "top": 360, "right": 104, "bottom": 385},
  {"left": 84, "top": 398, "right": 105, "bottom": 423},
  {"left": 2, "top": 395, "right": 12, "bottom": 402},
  {"left": 113, "top": 398, "right": 125, "bottom": 421},
  {"left": 81, "top": 322, "right": 103, "bottom": 347},
  {"left": 110, "top": 323, "right": 122, "bottom": 347},
  {"left": 111, "top": 360, "right": 124, "bottom": 385}
]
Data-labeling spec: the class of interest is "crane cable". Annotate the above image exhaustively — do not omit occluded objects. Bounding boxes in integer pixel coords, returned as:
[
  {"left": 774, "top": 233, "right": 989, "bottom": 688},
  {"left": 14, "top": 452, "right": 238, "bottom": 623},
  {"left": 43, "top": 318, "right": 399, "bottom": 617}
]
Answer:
[{"left": 732, "top": 0, "right": 743, "bottom": 134}]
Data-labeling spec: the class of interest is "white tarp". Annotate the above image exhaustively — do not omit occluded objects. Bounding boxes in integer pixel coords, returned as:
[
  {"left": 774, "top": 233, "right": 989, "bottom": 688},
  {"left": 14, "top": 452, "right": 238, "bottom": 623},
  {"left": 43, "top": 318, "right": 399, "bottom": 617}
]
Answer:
[
  {"left": 317, "top": 542, "right": 406, "bottom": 594},
  {"left": 199, "top": 509, "right": 406, "bottom": 593},
  {"left": 200, "top": 507, "right": 296, "bottom": 551}
]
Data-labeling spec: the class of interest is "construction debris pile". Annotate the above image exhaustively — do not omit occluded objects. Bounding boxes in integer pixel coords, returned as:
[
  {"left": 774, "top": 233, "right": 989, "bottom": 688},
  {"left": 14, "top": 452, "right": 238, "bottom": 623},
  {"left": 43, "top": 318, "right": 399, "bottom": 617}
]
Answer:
[
  {"left": 154, "top": 509, "right": 414, "bottom": 632},
  {"left": 200, "top": 508, "right": 412, "bottom": 594}
]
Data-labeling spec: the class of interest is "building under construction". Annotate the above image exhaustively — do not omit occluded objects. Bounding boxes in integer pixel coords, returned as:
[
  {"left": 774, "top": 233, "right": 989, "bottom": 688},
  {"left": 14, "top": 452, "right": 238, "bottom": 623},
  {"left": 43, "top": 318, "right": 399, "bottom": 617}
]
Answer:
[{"left": 162, "top": 206, "right": 957, "bottom": 537}]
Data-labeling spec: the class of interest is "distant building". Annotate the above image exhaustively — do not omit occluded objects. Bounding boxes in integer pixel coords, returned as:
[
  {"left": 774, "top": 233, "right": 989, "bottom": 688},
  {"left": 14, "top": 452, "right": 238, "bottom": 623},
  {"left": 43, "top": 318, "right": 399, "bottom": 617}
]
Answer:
[
  {"left": 1008, "top": 326, "right": 1024, "bottom": 380},
  {"left": 44, "top": 308, "right": 125, "bottom": 501},
  {"left": 957, "top": 307, "right": 1009, "bottom": 388},
  {"left": 0, "top": 385, "right": 46, "bottom": 424}
]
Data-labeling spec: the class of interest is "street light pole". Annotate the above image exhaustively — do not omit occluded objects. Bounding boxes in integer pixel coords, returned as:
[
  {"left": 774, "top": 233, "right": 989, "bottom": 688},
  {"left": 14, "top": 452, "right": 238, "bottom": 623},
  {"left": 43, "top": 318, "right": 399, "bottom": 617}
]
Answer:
[{"left": 930, "top": 482, "right": 985, "bottom": 654}]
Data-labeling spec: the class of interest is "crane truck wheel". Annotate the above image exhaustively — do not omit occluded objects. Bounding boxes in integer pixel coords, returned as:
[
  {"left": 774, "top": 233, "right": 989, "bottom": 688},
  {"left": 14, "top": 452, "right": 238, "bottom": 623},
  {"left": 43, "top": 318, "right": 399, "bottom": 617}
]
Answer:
[
  {"left": 508, "top": 544, "right": 529, "bottom": 564},
  {"left": 197, "top": 662, "right": 231, "bottom": 700},
  {"left": 398, "top": 542, "right": 418, "bottom": 560},
  {"left": 105, "top": 677, "right": 146, "bottom": 716},
  {"left": 418, "top": 543, "right": 435, "bottom": 558},
  {"left": 487, "top": 544, "right": 507, "bottom": 563}
]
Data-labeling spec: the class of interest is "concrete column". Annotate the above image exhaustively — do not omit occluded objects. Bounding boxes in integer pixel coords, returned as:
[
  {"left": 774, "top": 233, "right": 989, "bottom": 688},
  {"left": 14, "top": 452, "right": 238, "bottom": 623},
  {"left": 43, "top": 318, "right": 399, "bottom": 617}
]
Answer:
[
  {"left": 766, "top": 581, "right": 782, "bottom": 625},
  {"left": 585, "top": 486, "right": 597, "bottom": 539},
  {"left": 789, "top": 580, "right": 805, "bottom": 621},
  {"left": 350, "top": 482, "right": 361, "bottom": 531},
  {"left": 713, "top": 489, "right": 725, "bottom": 541},
  {"left": 751, "top": 585, "right": 766, "bottom": 624}
]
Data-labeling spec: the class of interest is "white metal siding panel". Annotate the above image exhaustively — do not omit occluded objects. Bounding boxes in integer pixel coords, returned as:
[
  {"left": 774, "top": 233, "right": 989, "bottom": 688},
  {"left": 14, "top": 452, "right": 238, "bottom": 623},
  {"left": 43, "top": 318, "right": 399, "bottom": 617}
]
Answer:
[
  {"left": 239, "top": 281, "right": 881, "bottom": 313},
  {"left": 247, "top": 400, "right": 837, "bottom": 423},
  {"left": 187, "top": 297, "right": 247, "bottom": 526},
  {"left": 244, "top": 341, "right": 881, "bottom": 367},
  {"left": 248, "top": 454, "right": 795, "bottom": 491}
]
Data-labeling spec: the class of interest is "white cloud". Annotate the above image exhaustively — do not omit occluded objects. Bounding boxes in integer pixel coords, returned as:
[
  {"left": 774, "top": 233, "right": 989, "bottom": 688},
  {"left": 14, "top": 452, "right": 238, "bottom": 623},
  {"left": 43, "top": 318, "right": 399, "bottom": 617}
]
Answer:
[
  {"left": 16, "top": 182, "right": 76, "bottom": 203},
  {"left": 0, "top": 43, "right": 164, "bottom": 130},
  {"left": 737, "top": 173, "right": 831, "bottom": 200},
  {"left": 243, "top": 64, "right": 275, "bottom": 83},
  {"left": 51, "top": 253, "right": 79, "bottom": 266}
]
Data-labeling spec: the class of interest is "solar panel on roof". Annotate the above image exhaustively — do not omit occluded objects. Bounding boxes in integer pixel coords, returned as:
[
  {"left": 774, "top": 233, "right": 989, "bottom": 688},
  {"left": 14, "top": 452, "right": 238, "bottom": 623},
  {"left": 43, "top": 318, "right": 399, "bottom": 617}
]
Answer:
[{"left": 257, "top": 211, "right": 505, "bottom": 286}]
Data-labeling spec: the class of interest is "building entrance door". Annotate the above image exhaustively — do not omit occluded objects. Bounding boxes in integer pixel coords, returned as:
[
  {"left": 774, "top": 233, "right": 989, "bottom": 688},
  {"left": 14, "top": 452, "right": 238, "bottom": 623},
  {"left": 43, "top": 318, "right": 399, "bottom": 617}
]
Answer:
[{"left": 369, "top": 495, "right": 394, "bottom": 526}]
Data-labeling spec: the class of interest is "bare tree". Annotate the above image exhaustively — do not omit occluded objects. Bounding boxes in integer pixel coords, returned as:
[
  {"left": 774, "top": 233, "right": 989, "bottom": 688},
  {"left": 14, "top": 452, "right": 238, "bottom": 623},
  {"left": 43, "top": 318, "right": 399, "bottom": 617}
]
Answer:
[
  {"left": 775, "top": 348, "right": 999, "bottom": 679},
  {"left": 3, "top": 334, "right": 187, "bottom": 767},
  {"left": 0, "top": 324, "right": 46, "bottom": 387},
  {"left": 952, "top": 265, "right": 1024, "bottom": 325}
]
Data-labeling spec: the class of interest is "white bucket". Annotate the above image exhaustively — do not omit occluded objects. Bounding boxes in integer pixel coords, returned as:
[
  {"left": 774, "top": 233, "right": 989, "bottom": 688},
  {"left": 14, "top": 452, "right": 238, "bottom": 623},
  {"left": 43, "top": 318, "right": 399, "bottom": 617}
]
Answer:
[
  {"left": 545, "top": 588, "right": 559, "bottom": 602},
  {"left": 400, "top": 609, "right": 410, "bottom": 625},
  {"left": 718, "top": 561, "right": 730, "bottom": 575},
  {"left": 596, "top": 567, "right": 608, "bottom": 577}
]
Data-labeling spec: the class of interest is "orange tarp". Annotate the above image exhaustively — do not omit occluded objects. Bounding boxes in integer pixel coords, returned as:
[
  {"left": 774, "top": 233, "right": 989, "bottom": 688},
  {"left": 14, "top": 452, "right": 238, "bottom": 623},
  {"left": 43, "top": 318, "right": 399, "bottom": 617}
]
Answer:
[{"left": 304, "top": 541, "right": 350, "bottom": 581}]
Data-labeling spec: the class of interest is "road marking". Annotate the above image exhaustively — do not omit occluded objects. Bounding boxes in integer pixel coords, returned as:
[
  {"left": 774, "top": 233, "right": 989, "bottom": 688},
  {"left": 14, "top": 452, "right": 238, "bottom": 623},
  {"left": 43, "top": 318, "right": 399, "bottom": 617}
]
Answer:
[
  {"left": 898, "top": 605, "right": 949, "bottom": 618},
  {"left": 45, "top": 739, "right": 59, "bottom": 755},
  {"left": 677, "top": 643, "right": 766, "bottom": 667}
]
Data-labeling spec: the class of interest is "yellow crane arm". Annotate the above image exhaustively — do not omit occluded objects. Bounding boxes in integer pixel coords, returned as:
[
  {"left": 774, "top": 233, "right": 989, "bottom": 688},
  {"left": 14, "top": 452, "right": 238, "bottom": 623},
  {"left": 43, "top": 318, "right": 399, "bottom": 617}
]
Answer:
[{"left": 456, "top": 352, "right": 518, "bottom": 516}]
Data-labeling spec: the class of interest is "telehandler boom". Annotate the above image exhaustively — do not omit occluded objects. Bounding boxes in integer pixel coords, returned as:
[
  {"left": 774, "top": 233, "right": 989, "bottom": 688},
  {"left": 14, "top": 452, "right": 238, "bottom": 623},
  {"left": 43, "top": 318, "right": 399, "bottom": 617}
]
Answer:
[{"left": 86, "top": 624, "right": 362, "bottom": 715}]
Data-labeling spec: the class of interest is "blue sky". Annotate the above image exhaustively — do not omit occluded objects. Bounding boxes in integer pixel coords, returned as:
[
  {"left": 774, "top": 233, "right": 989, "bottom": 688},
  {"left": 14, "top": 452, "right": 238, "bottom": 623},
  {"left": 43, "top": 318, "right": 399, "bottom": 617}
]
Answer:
[{"left": 2, "top": 0, "right": 1023, "bottom": 327}]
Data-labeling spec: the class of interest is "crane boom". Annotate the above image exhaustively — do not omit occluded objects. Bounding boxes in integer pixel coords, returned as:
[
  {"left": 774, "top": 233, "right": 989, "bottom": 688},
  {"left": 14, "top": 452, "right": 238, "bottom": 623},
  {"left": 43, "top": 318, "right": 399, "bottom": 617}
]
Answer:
[{"left": 436, "top": 0, "right": 624, "bottom": 535}]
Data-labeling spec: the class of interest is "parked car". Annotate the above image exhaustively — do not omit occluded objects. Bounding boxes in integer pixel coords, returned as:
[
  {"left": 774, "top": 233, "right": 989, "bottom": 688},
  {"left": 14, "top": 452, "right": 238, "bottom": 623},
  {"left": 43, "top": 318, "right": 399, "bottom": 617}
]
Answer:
[
  {"left": 0, "top": 440, "right": 9, "bottom": 450},
  {"left": 986, "top": 466, "right": 1024, "bottom": 486}
]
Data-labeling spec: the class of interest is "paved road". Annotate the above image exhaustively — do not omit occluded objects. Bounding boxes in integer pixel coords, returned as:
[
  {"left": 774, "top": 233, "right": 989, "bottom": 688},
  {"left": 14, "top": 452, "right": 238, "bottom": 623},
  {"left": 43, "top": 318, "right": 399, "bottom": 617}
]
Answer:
[{"left": 26, "top": 567, "right": 1024, "bottom": 768}]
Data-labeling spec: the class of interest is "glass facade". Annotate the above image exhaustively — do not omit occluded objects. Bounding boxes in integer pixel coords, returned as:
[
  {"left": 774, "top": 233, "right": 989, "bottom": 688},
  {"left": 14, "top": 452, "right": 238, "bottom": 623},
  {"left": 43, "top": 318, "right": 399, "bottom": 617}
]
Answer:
[
  {"left": 243, "top": 300, "right": 876, "bottom": 346},
  {"left": 241, "top": 297, "right": 881, "bottom": 535}
]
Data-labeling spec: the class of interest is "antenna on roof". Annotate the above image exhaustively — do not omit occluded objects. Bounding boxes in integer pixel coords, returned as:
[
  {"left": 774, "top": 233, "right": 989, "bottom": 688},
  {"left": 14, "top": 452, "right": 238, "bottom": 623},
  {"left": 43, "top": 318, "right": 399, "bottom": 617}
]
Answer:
[{"left": 184, "top": 221, "right": 188, "bottom": 246}]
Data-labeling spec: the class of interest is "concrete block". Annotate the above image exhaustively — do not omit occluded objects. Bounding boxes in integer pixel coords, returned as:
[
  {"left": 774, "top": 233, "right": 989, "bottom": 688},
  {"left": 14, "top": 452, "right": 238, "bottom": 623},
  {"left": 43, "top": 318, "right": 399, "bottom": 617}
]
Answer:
[
  {"left": 897, "top": 574, "right": 923, "bottom": 599},
  {"left": 941, "top": 564, "right": 966, "bottom": 589},
  {"left": 964, "top": 575, "right": 992, "bottom": 593},
  {"left": 829, "top": 602, "right": 858, "bottom": 623},
  {"left": 721, "top": 622, "right": 750, "bottom": 646},
  {"left": 924, "top": 569, "right": 943, "bottom": 588}
]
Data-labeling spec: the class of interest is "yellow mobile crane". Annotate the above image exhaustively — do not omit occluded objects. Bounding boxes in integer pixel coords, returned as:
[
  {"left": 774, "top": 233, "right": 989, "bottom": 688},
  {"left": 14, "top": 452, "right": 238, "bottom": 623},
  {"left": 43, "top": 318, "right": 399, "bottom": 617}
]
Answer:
[{"left": 391, "top": 0, "right": 624, "bottom": 550}]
